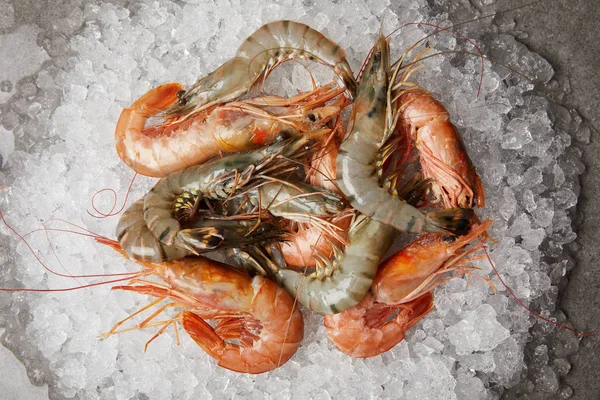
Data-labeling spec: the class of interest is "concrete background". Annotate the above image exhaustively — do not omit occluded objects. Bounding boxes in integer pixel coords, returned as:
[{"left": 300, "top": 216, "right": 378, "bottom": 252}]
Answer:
[
  {"left": 1, "top": 0, "right": 599, "bottom": 398},
  {"left": 489, "top": 1, "right": 600, "bottom": 399}
]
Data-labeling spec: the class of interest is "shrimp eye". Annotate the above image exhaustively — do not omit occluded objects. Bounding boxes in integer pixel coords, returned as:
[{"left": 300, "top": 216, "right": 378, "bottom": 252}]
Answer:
[
  {"left": 307, "top": 113, "right": 316, "bottom": 122},
  {"left": 275, "top": 131, "right": 293, "bottom": 142},
  {"left": 177, "top": 90, "right": 188, "bottom": 106},
  {"left": 442, "top": 235, "right": 457, "bottom": 243}
]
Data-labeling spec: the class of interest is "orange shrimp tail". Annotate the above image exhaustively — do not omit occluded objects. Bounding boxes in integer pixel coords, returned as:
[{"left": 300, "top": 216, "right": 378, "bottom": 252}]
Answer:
[
  {"left": 115, "top": 83, "right": 182, "bottom": 137},
  {"left": 182, "top": 311, "right": 226, "bottom": 360},
  {"left": 399, "top": 292, "right": 435, "bottom": 332}
]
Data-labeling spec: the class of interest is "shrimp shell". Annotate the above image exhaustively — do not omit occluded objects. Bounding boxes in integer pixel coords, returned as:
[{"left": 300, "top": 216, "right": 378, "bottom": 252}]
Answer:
[
  {"left": 169, "top": 20, "right": 357, "bottom": 119},
  {"left": 105, "top": 248, "right": 304, "bottom": 374},
  {"left": 273, "top": 215, "right": 396, "bottom": 314},
  {"left": 115, "top": 83, "right": 343, "bottom": 177},
  {"left": 397, "top": 89, "right": 485, "bottom": 208},
  {"left": 324, "top": 220, "right": 492, "bottom": 358},
  {"left": 116, "top": 199, "right": 191, "bottom": 262}
]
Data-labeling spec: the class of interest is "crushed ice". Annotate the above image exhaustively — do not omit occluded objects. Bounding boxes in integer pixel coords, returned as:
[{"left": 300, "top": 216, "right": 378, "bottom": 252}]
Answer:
[{"left": 0, "top": 0, "right": 583, "bottom": 399}]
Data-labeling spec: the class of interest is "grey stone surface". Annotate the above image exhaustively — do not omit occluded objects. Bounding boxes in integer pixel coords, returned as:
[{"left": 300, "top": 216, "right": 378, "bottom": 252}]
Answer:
[{"left": 493, "top": 2, "right": 600, "bottom": 399}]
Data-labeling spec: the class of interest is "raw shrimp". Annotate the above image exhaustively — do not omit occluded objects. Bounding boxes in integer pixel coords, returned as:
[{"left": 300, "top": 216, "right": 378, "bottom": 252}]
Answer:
[
  {"left": 281, "top": 117, "right": 351, "bottom": 267},
  {"left": 168, "top": 20, "right": 357, "bottom": 119},
  {"left": 102, "top": 241, "right": 304, "bottom": 374},
  {"left": 116, "top": 194, "right": 285, "bottom": 263},
  {"left": 270, "top": 215, "right": 397, "bottom": 314},
  {"left": 142, "top": 138, "right": 346, "bottom": 255},
  {"left": 324, "top": 220, "right": 492, "bottom": 358},
  {"left": 335, "top": 33, "right": 472, "bottom": 235},
  {"left": 115, "top": 82, "right": 343, "bottom": 177},
  {"left": 395, "top": 88, "right": 485, "bottom": 208}
]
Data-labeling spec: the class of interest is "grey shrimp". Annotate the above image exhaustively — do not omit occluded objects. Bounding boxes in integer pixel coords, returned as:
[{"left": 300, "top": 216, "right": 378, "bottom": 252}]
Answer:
[
  {"left": 335, "top": 33, "right": 472, "bottom": 236},
  {"left": 116, "top": 198, "right": 192, "bottom": 262},
  {"left": 141, "top": 139, "right": 346, "bottom": 256},
  {"left": 168, "top": 20, "right": 357, "bottom": 120},
  {"left": 269, "top": 214, "right": 397, "bottom": 314}
]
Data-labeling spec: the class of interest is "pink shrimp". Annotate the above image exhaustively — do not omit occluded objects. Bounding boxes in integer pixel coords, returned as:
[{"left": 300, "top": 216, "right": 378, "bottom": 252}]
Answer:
[
  {"left": 324, "top": 220, "right": 492, "bottom": 358},
  {"left": 101, "top": 240, "right": 304, "bottom": 374},
  {"left": 394, "top": 88, "right": 485, "bottom": 209},
  {"left": 115, "top": 82, "right": 343, "bottom": 177}
]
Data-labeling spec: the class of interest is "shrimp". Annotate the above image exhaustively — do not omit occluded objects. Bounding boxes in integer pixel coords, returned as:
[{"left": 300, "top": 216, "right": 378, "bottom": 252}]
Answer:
[
  {"left": 335, "top": 33, "right": 473, "bottom": 236},
  {"left": 395, "top": 88, "right": 485, "bottom": 208},
  {"left": 116, "top": 195, "right": 286, "bottom": 263},
  {"left": 281, "top": 116, "right": 352, "bottom": 267},
  {"left": 270, "top": 215, "right": 397, "bottom": 314},
  {"left": 101, "top": 241, "right": 303, "bottom": 374},
  {"left": 115, "top": 82, "right": 343, "bottom": 177},
  {"left": 142, "top": 138, "right": 346, "bottom": 256},
  {"left": 324, "top": 220, "right": 492, "bottom": 358},
  {"left": 168, "top": 20, "right": 357, "bottom": 120}
]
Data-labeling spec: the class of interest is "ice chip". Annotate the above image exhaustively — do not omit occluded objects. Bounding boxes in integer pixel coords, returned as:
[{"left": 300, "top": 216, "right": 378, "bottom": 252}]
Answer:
[
  {"left": 446, "top": 305, "right": 510, "bottom": 355},
  {"left": 501, "top": 118, "right": 533, "bottom": 149},
  {"left": 0, "top": 25, "right": 50, "bottom": 104}
]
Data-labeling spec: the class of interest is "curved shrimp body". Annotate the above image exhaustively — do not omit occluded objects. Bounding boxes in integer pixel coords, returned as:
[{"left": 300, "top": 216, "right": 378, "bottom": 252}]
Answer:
[
  {"left": 273, "top": 215, "right": 397, "bottom": 314},
  {"left": 116, "top": 83, "right": 343, "bottom": 177},
  {"left": 116, "top": 198, "right": 191, "bottom": 262},
  {"left": 143, "top": 143, "right": 346, "bottom": 256},
  {"left": 335, "top": 34, "right": 472, "bottom": 236},
  {"left": 116, "top": 196, "right": 284, "bottom": 263},
  {"left": 169, "top": 20, "right": 357, "bottom": 119},
  {"left": 141, "top": 139, "right": 306, "bottom": 252},
  {"left": 324, "top": 219, "right": 491, "bottom": 358},
  {"left": 280, "top": 212, "right": 352, "bottom": 267},
  {"left": 324, "top": 292, "right": 434, "bottom": 358},
  {"left": 397, "top": 89, "right": 485, "bottom": 208},
  {"left": 109, "top": 254, "right": 304, "bottom": 374}
]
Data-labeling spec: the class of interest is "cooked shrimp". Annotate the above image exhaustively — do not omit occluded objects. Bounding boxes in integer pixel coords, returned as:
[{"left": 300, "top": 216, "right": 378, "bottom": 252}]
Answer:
[
  {"left": 101, "top": 241, "right": 304, "bottom": 374},
  {"left": 270, "top": 215, "right": 397, "bottom": 314},
  {"left": 115, "top": 82, "right": 343, "bottom": 177},
  {"left": 393, "top": 89, "right": 485, "bottom": 208},
  {"left": 168, "top": 20, "right": 357, "bottom": 119},
  {"left": 324, "top": 220, "right": 492, "bottom": 358},
  {"left": 335, "top": 33, "right": 472, "bottom": 235}
]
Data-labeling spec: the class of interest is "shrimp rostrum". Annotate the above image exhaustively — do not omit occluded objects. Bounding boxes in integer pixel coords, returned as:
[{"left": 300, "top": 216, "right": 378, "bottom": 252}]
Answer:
[
  {"left": 335, "top": 32, "right": 472, "bottom": 236},
  {"left": 100, "top": 241, "right": 303, "bottom": 374}
]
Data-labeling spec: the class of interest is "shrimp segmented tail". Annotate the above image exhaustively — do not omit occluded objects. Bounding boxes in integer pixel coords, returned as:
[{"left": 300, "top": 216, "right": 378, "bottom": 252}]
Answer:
[
  {"left": 336, "top": 33, "right": 472, "bottom": 236},
  {"left": 271, "top": 215, "right": 397, "bottom": 314},
  {"left": 169, "top": 20, "right": 357, "bottom": 119}
]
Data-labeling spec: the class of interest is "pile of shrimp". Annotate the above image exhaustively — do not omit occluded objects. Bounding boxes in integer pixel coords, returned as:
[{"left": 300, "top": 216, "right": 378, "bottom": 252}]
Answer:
[{"left": 7, "top": 20, "right": 493, "bottom": 374}]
